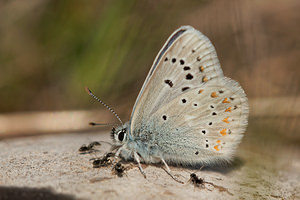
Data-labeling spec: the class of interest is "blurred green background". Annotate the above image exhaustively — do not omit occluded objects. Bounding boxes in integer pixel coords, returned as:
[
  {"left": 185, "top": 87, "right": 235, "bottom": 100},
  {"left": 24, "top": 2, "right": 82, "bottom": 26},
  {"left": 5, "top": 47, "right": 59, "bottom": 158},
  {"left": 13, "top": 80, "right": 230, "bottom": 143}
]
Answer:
[{"left": 0, "top": 0, "right": 299, "bottom": 114}]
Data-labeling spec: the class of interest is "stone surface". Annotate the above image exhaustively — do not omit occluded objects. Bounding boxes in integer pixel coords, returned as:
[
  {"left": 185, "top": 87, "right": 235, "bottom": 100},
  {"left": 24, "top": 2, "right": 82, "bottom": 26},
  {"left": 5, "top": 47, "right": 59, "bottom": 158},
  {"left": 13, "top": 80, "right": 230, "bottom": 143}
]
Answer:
[{"left": 0, "top": 122, "right": 299, "bottom": 200}]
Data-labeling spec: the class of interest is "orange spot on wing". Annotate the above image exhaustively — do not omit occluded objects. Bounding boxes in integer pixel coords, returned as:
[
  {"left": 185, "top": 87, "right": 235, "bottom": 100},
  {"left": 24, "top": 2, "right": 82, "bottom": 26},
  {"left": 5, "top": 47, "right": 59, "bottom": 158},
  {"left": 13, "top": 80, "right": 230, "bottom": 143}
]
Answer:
[
  {"left": 202, "top": 76, "right": 208, "bottom": 82},
  {"left": 216, "top": 140, "right": 221, "bottom": 144},
  {"left": 222, "top": 98, "right": 230, "bottom": 103},
  {"left": 223, "top": 117, "right": 229, "bottom": 123},
  {"left": 225, "top": 107, "right": 232, "bottom": 112},
  {"left": 198, "top": 89, "right": 204, "bottom": 94},
  {"left": 211, "top": 92, "right": 218, "bottom": 98},
  {"left": 200, "top": 66, "right": 204, "bottom": 72},
  {"left": 220, "top": 129, "right": 227, "bottom": 136},
  {"left": 214, "top": 145, "right": 220, "bottom": 151}
]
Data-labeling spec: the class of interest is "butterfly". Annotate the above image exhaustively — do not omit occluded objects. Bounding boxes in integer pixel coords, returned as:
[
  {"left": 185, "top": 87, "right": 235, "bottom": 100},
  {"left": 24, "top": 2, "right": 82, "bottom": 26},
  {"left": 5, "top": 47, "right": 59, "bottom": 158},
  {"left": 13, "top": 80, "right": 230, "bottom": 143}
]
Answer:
[{"left": 87, "top": 25, "right": 249, "bottom": 179}]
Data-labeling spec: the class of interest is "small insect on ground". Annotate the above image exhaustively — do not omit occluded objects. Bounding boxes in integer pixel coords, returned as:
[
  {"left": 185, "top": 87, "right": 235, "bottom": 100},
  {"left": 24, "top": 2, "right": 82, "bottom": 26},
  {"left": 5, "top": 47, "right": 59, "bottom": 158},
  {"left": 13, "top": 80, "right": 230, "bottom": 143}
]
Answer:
[
  {"left": 189, "top": 173, "right": 205, "bottom": 188},
  {"left": 188, "top": 173, "right": 233, "bottom": 195},
  {"left": 92, "top": 152, "right": 115, "bottom": 168},
  {"left": 78, "top": 141, "right": 101, "bottom": 154},
  {"left": 112, "top": 161, "right": 126, "bottom": 177}
]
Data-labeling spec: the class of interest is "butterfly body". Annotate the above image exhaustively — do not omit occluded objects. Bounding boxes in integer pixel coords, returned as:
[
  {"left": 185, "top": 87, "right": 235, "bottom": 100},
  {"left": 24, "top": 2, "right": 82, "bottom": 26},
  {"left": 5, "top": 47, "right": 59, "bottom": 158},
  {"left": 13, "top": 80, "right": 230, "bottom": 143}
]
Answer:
[{"left": 109, "top": 26, "right": 248, "bottom": 172}]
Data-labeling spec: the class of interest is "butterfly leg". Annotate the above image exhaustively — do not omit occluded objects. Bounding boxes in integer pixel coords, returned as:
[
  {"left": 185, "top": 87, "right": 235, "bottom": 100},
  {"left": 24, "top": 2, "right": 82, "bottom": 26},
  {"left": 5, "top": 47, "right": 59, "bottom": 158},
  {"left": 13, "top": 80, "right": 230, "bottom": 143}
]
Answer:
[
  {"left": 198, "top": 165, "right": 205, "bottom": 171},
  {"left": 115, "top": 147, "right": 147, "bottom": 179},
  {"left": 115, "top": 147, "right": 122, "bottom": 158},
  {"left": 160, "top": 157, "right": 184, "bottom": 184},
  {"left": 133, "top": 151, "right": 147, "bottom": 178},
  {"left": 110, "top": 147, "right": 123, "bottom": 170}
]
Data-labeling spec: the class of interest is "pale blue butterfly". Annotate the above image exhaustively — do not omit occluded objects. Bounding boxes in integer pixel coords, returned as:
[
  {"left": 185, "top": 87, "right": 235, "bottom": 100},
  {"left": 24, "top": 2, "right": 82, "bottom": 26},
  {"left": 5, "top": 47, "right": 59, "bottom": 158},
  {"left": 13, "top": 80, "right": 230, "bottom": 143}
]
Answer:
[{"left": 87, "top": 25, "right": 249, "bottom": 180}]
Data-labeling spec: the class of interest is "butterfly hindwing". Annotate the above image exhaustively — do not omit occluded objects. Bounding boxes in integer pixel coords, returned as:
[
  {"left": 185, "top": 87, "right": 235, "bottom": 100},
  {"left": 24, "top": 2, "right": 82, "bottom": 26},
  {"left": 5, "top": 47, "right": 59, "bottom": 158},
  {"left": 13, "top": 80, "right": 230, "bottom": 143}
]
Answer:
[
  {"left": 147, "top": 77, "right": 249, "bottom": 164},
  {"left": 131, "top": 26, "right": 224, "bottom": 133}
]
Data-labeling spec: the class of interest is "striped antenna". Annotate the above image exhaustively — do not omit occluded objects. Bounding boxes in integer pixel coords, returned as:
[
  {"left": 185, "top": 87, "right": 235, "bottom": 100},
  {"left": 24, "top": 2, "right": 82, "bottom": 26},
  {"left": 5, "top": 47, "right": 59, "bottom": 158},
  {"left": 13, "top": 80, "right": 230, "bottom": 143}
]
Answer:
[
  {"left": 85, "top": 87, "right": 123, "bottom": 126},
  {"left": 89, "top": 122, "right": 119, "bottom": 126}
]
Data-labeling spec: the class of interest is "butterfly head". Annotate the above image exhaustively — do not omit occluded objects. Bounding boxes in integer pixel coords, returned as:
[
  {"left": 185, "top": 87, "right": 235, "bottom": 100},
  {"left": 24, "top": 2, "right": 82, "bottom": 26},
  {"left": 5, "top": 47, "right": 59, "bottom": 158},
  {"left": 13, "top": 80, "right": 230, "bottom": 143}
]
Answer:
[{"left": 111, "top": 125, "right": 129, "bottom": 145}]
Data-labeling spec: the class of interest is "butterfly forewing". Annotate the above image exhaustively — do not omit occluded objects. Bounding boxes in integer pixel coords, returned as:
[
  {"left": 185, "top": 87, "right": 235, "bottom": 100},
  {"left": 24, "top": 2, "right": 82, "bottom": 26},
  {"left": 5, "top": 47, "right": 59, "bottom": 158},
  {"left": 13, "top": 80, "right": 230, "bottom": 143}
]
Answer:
[{"left": 131, "top": 26, "right": 224, "bottom": 133}]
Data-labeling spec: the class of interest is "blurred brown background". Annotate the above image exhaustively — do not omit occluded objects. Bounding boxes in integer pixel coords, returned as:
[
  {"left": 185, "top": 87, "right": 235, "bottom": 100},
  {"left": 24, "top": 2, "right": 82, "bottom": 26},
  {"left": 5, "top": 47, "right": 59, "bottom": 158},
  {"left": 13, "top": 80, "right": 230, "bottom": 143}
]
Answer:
[{"left": 0, "top": 0, "right": 299, "bottom": 140}]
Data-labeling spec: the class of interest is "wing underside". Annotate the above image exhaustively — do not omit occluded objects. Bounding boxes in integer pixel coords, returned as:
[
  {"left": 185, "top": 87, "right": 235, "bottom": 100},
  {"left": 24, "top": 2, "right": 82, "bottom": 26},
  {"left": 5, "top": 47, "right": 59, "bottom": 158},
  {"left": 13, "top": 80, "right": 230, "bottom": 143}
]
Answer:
[
  {"left": 149, "top": 77, "right": 249, "bottom": 164},
  {"left": 131, "top": 26, "right": 224, "bottom": 132},
  {"left": 129, "top": 26, "right": 249, "bottom": 164}
]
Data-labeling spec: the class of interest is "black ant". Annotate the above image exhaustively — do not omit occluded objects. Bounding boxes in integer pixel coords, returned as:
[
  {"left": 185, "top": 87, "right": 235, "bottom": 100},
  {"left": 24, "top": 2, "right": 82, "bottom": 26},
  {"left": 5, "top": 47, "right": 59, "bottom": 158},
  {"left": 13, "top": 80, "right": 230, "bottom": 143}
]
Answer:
[
  {"left": 112, "top": 161, "right": 126, "bottom": 177},
  {"left": 78, "top": 141, "right": 101, "bottom": 154},
  {"left": 189, "top": 173, "right": 205, "bottom": 188},
  {"left": 92, "top": 152, "right": 115, "bottom": 168},
  {"left": 188, "top": 173, "right": 233, "bottom": 195}
]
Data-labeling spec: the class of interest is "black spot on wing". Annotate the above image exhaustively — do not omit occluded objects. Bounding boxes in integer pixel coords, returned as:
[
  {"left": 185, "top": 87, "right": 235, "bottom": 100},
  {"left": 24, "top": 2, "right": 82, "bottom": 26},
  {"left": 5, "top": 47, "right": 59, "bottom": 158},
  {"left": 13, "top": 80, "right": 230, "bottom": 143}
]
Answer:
[
  {"left": 182, "top": 87, "right": 190, "bottom": 92},
  {"left": 164, "top": 79, "right": 173, "bottom": 87},
  {"left": 186, "top": 73, "right": 193, "bottom": 80},
  {"left": 183, "top": 66, "right": 190, "bottom": 71}
]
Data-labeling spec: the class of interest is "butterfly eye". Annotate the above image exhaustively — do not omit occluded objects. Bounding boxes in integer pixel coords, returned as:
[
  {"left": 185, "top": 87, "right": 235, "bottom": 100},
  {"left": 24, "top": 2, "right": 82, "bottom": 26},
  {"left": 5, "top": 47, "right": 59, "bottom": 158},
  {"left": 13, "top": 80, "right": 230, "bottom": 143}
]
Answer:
[{"left": 118, "top": 129, "right": 126, "bottom": 141}]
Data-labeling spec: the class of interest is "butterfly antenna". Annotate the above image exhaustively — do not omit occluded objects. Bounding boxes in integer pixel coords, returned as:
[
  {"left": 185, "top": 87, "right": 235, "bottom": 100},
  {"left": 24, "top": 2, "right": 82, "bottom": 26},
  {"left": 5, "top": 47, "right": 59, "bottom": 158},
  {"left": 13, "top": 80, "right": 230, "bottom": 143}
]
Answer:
[
  {"left": 89, "top": 122, "right": 119, "bottom": 126},
  {"left": 85, "top": 87, "right": 123, "bottom": 126}
]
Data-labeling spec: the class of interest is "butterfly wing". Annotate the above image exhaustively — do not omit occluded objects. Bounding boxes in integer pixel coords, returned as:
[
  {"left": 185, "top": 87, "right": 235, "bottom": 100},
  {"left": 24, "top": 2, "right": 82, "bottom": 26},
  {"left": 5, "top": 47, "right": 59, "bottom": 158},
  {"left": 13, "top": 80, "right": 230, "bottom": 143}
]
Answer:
[
  {"left": 148, "top": 77, "right": 249, "bottom": 164},
  {"left": 129, "top": 26, "right": 248, "bottom": 164},
  {"left": 130, "top": 26, "right": 224, "bottom": 132}
]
